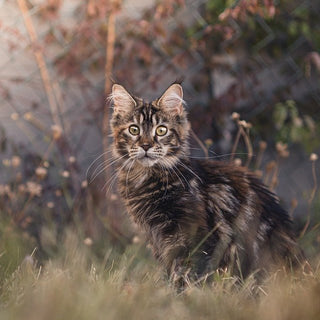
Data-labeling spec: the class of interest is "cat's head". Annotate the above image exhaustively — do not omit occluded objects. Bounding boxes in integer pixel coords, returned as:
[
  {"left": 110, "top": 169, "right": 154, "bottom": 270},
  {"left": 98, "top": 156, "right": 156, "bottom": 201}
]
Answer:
[{"left": 110, "top": 83, "right": 190, "bottom": 168}]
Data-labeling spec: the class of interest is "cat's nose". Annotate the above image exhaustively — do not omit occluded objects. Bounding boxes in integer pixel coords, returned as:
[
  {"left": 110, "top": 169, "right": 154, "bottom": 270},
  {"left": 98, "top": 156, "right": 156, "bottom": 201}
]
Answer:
[{"left": 141, "top": 144, "right": 152, "bottom": 151}]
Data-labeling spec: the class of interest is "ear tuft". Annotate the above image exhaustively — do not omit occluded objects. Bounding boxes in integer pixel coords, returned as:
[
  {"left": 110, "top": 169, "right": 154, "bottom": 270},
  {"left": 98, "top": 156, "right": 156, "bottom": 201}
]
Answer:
[
  {"left": 157, "top": 84, "right": 185, "bottom": 115},
  {"left": 109, "top": 84, "right": 136, "bottom": 115}
]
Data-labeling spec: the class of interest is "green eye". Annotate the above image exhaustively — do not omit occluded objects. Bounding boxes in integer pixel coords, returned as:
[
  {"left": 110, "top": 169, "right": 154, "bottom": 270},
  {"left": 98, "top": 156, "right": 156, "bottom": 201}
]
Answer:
[
  {"left": 129, "top": 125, "right": 140, "bottom": 136},
  {"left": 156, "top": 125, "right": 167, "bottom": 136}
]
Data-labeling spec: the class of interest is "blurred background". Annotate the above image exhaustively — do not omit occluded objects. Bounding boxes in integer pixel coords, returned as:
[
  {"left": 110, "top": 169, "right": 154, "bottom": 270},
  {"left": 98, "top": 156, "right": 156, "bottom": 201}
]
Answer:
[{"left": 0, "top": 0, "right": 319, "bottom": 261}]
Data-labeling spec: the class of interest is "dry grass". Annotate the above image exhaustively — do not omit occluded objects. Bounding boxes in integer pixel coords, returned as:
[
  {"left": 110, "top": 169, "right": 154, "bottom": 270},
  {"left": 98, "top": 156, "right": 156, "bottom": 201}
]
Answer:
[{"left": 0, "top": 228, "right": 319, "bottom": 320}]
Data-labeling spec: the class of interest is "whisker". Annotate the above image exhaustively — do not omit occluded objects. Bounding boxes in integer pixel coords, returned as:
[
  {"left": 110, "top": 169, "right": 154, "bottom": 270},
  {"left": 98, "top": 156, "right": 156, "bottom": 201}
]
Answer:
[
  {"left": 88, "top": 155, "right": 118, "bottom": 181},
  {"left": 162, "top": 158, "right": 188, "bottom": 190},
  {"left": 89, "top": 154, "right": 128, "bottom": 184},
  {"left": 85, "top": 149, "right": 115, "bottom": 178},
  {"left": 125, "top": 159, "right": 136, "bottom": 197},
  {"left": 104, "top": 158, "right": 131, "bottom": 194},
  {"left": 177, "top": 160, "right": 203, "bottom": 184}
]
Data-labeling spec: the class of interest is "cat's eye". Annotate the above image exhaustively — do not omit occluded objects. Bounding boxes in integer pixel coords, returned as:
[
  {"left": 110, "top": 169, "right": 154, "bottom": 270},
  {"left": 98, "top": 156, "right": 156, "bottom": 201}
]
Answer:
[
  {"left": 156, "top": 126, "right": 168, "bottom": 136},
  {"left": 129, "top": 125, "right": 140, "bottom": 136}
]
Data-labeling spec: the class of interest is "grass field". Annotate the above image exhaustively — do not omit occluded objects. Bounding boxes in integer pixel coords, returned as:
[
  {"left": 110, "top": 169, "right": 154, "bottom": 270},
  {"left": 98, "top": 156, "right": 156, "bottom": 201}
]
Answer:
[{"left": 1, "top": 224, "right": 320, "bottom": 320}]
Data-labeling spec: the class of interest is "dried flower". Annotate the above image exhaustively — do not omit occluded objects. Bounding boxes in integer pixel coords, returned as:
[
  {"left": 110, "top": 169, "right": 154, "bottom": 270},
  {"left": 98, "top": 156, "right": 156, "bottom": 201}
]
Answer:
[
  {"left": 35, "top": 167, "right": 47, "bottom": 179},
  {"left": 81, "top": 180, "right": 88, "bottom": 188},
  {"left": 43, "top": 161, "right": 50, "bottom": 168},
  {"left": 110, "top": 193, "right": 118, "bottom": 201},
  {"left": 0, "top": 184, "right": 11, "bottom": 196},
  {"left": 51, "top": 125, "right": 62, "bottom": 140},
  {"left": 61, "top": 170, "right": 70, "bottom": 178},
  {"left": 23, "top": 112, "right": 32, "bottom": 120},
  {"left": 234, "top": 158, "right": 242, "bottom": 166},
  {"left": 238, "top": 120, "right": 249, "bottom": 128},
  {"left": 310, "top": 153, "right": 318, "bottom": 161},
  {"left": 55, "top": 189, "right": 62, "bottom": 197},
  {"left": 26, "top": 181, "right": 42, "bottom": 197},
  {"left": 266, "top": 160, "right": 276, "bottom": 172},
  {"left": 231, "top": 112, "right": 240, "bottom": 120},
  {"left": 68, "top": 156, "right": 76, "bottom": 163},
  {"left": 204, "top": 139, "right": 213, "bottom": 148},
  {"left": 10, "top": 112, "right": 19, "bottom": 120},
  {"left": 276, "top": 142, "right": 289, "bottom": 158},
  {"left": 132, "top": 236, "right": 141, "bottom": 244},
  {"left": 11, "top": 156, "right": 21, "bottom": 168},
  {"left": 18, "top": 184, "right": 26, "bottom": 193},
  {"left": 83, "top": 238, "right": 93, "bottom": 246},
  {"left": 259, "top": 141, "right": 267, "bottom": 150},
  {"left": 47, "top": 202, "right": 55, "bottom": 209}
]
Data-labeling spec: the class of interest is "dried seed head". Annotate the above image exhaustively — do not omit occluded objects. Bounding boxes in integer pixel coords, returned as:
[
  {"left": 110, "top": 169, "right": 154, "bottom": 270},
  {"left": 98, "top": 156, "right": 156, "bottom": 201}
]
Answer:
[
  {"left": 204, "top": 139, "right": 213, "bottom": 148},
  {"left": 266, "top": 160, "right": 276, "bottom": 172},
  {"left": 132, "top": 236, "right": 141, "bottom": 244},
  {"left": 51, "top": 125, "right": 62, "bottom": 140},
  {"left": 310, "top": 153, "right": 318, "bottom": 161},
  {"left": 238, "top": 120, "right": 248, "bottom": 128},
  {"left": 47, "top": 202, "right": 55, "bottom": 209},
  {"left": 23, "top": 112, "right": 32, "bottom": 121},
  {"left": 18, "top": 184, "right": 26, "bottom": 193},
  {"left": 11, "top": 112, "right": 19, "bottom": 120},
  {"left": 276, "top": 142, "right": 289, "bottom": 157},
  {"left": 110, "top": 193, "right": 118, "bottom": 201},
  {"left": 11, "top": 156, "right": 21, "bottom": 168},
  {"left": 84, "top": 238, "right": 93, "bottom": 246},
  {"left": 68, "top": 156, "right": 76, "bottom": 163},
  {"left": 61, "top": 170, "right": 70, "bottom": 178},
  {"left": 26, "top": 181, "right": 42, "bottom": 197},
  {"left": 81, "top": 180, "right": 88, "bottom": 188},
  {"left": 259, "top": 141, "right": 267, "bottom": 150},
  {"left": 0, "top": 184, "right": 11, "bottom": 196},
  {"left": 234, "top": 158, "right": 242, "bottom": 166},
  {"left": 35, "top": 167, "right": 47, "bottom": 179},
  {"left": 43, "top": 161, "right": 50, "bottom": 168},
  {"left": 231, "top": 112, "right": 240, "bottom": 120}
]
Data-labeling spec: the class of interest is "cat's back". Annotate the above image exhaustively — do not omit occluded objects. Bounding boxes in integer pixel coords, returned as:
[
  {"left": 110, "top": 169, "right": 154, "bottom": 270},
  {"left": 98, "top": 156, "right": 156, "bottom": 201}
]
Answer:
[
  {"left": 192, "top": 158, "right": 292, "bottom": 227},
  {"left": 191, "top": 158, "right": 303, "bottom": 273}
]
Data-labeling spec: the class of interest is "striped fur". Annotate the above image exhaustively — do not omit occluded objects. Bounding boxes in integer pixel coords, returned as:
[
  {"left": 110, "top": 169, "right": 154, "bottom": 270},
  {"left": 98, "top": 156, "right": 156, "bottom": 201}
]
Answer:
[{"left": 110, "top": 83, "right": 305, "bottom": 288}]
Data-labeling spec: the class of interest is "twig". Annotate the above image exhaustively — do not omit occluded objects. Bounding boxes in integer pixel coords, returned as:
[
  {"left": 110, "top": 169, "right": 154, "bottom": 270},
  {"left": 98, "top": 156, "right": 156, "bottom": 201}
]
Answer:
[
  {"left": 242, "top": 126, "right": 253, "bottom": 167},
  {"left": 17, "top": 0, "right": 62, "bottom": 128},
  {"left": 103, "top": 1, "right": 119, "bottom": 188},
  {"left": 300, "top": 154, "right": 318, "bottom": 238},
  {"left": 230, "top": 126, "right": 241, "bottom": 162},
  {"left": 190, "top": 128, "right": 208, "bottom": 158}
]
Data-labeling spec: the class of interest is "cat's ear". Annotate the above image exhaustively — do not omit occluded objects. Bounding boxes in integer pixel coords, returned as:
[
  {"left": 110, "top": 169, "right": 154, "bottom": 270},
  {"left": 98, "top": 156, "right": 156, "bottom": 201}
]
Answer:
[
  {"left": 110, "top": 84, "right": 136, "bottom": 115},
  {"left": 157, "top": 84, "right": 185, "bottom": 115}
]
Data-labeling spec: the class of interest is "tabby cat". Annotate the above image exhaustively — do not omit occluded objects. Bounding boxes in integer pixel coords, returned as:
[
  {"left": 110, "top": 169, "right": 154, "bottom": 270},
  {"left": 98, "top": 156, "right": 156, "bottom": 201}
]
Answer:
[{"left": 110, "top": 82, "right": 304, "bottom": 287}]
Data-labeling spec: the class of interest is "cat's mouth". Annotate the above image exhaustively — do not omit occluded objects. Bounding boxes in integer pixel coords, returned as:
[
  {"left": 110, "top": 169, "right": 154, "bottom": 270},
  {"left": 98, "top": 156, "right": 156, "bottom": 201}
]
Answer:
[{"left": 137, "top": 153, "right": 159, "bottom": 167}]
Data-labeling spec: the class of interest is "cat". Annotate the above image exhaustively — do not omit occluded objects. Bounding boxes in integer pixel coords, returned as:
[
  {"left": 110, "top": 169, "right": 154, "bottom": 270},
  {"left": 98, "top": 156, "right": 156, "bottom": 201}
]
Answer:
[{"left": 109, "top": 82, "right": 305, "bottom": 288}]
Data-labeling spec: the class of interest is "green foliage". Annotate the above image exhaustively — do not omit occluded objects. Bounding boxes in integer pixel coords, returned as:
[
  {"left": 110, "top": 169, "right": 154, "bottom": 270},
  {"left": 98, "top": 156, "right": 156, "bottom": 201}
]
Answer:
[
  {"left": 272, "top": 100, "right": 320, "bottom": 151},
  {"left": 0, "top": 217, "right": 36, "bottom": 286}
]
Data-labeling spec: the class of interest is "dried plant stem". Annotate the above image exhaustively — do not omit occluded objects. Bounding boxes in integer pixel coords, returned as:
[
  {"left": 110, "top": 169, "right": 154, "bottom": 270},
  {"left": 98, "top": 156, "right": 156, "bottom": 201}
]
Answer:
[
  {"left": 242, "top": 127, "right": 253, "bottom": 167},
  {"left": 103, "top": 2, "right": 120, "bottom": 190},
  {"left": 190, "top": 129, "right": 208, "bottom": 158},
  {"left": 17, "top": 0, "right": 62, "bottom": 128},
  {"left": 230, "top": 127, "right": 241, "bottom": 162},
  {"left": 300, "top": 160, "right": 318, "bottom": 238},
  {"left": 230, "top": 124, "right": 253, "bottom": 167}
]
